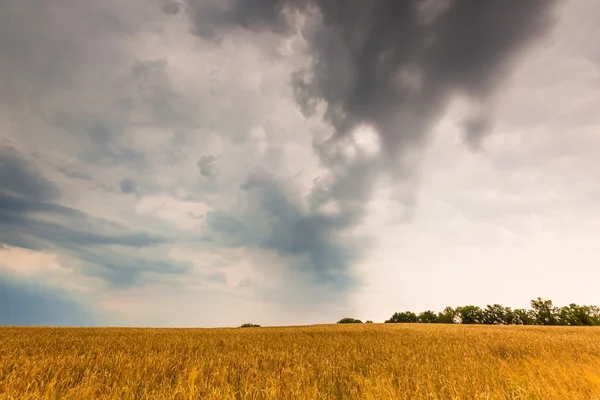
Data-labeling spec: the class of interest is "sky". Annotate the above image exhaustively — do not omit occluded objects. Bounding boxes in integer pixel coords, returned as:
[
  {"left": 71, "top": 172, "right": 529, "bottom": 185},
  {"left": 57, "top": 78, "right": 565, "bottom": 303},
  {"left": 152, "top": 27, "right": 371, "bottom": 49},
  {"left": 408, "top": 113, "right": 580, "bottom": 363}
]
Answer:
[{"left": 1, "top": 0, "right": 599, "bottom": 327}]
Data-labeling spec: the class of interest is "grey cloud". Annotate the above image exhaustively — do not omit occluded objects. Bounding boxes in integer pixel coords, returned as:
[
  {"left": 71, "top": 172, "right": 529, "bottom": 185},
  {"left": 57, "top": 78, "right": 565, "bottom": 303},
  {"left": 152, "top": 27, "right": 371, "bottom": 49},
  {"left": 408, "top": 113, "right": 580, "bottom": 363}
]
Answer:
[
  {"left": 0, "top": 202, "right": 164, "bottom": 249},
  {"left": 205, "top": 172, "right": 357, "bottom": 291},
  {"left": 81, "top": 121, "right": 144, "bottom": 167},
  {"left": 197, "top": 155, "right": 218, "bottom": 179},
  {"left": 188, "top": 211, "right": 204, "bottom": 220},
  {"left": 161, "top": 2, "right": 182, "bottom": 15},
  {"left": 463, "top": 115, "right": 491, "bottom": 151},
  {"left": 0, "top": 0, "right": 568, "bottom": 317},
  {"left": 0, "top": 147, "right": 190, "bottom": 285},
  {"left": 56, "top": 166, "right": 93, "bottom": 181},
  {"left": 0, "top": 147, "right": 59, "bottom": 202},
  {"left": 73, "top": 247, "right": 192, "bottom": 287},
  {"left": 0, "top": 273, "right": 101, "bottom": 326},
  {"left": 128, "top": 59, "right": 187, "bottom": 129},
  {"left": 119, "top": 178, "right": 137, "bottom": 194},
  {"left": 186, "top": 0, "right": 298, "bottom": 39},
  {"left": 186, "top": 0, "right": 557, "bottom": 188},
  {"left": 0, "top": 0, "right": 194, "bottom": 171},
  {"left": 301, "top": 0, "right": 556, "bottom": 152},
  {"left": 182, "top": 0, "right": 557, "bottom": 302},
  {"left": 0, "top": 0, "right": 213, "bottom": 288},
  {"left": 0, "top": 0, "right": 126, "bottom": 102}
]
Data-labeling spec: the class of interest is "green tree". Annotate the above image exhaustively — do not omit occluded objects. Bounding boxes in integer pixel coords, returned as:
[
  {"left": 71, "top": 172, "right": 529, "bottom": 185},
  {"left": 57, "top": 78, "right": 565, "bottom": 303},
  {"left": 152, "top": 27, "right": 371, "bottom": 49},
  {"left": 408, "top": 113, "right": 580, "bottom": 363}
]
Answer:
[
  {"left": 503, "top": 307, "right": 516, "bottom": 325},
  {"left": 437, "top": 307, "right": 458, "bottom": 324},
  {"left": 483, "top": 304, "right": 514, "bottom": 325},
  {"left": 385, "top": 311, "right": 418, "bottom": 323},
  {"left": 530, "top": 298, "right": 558, "bottom": 325},
  {"left": 513, "top": 308, "right": 534, "bottom": 325},
  {"left": 456, "top": 305, "right": 484, "bottom": 324},
  {"left": 384, "top": 298, "right": 600, "bottom": 327},
  {"left": 417, "top": 310, "right": 439, "bottom": 323},
  {"left": 589, "top": 306, "right": 600, "bottom": 326},
  {"left": 557, "top": 304, "right": 596, "bottom": 326},
  {"left": 574, "top": 304, "right": 596, "bottom": 326}
]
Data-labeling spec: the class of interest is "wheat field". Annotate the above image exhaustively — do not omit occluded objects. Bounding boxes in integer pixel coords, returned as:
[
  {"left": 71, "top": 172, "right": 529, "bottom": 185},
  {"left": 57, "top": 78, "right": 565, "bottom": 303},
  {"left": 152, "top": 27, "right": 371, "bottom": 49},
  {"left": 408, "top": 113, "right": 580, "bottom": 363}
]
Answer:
[{"left": 1, "top": 324, "right": 600, "bottom": 399}]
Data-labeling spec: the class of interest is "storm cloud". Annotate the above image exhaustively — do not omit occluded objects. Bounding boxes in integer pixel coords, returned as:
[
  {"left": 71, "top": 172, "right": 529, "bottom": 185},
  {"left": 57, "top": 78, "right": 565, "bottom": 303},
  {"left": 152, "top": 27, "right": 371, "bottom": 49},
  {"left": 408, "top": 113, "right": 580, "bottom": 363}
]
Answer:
[
  {"left": 187, "top": 0, "right": 557, "bottom": 202},
  {"left": 184, "top": 0, "right": 559, "bottom": 290},
  {"left": 205, "top": 172, "right": 357, "bottom": 290}
]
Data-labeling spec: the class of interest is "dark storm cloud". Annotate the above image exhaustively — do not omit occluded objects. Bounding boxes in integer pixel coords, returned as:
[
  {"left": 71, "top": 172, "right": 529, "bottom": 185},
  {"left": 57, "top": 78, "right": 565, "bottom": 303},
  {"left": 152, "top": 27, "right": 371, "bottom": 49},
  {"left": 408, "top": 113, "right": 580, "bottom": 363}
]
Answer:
[
  {"left": 297, "top": 0, "right": 556, "bottom": 164},
  {"left": 0, "top": 273, "right": 100, "bottom": 326},
  {"left": 184, "top": 0, "right": 557, "bottom": 295},
  {"left": 187, "top": 0, "right": 557, "bottom": 171},
  {"left": 205, "top": 172, "right": 357, "bottom": 290},
  {"left": 0, "top": 147, "right": 190, "bottom": 285}
]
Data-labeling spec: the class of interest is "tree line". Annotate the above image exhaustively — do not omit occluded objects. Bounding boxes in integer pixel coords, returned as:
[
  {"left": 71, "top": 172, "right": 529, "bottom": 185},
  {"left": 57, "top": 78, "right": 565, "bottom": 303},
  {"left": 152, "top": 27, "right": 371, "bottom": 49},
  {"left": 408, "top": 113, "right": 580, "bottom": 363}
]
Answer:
[
  {"left": 337, "top": 298, "right": 600, "bottom": 326},
  {"left": 385, "top": 298, "right": 600, "bottom": 326}
]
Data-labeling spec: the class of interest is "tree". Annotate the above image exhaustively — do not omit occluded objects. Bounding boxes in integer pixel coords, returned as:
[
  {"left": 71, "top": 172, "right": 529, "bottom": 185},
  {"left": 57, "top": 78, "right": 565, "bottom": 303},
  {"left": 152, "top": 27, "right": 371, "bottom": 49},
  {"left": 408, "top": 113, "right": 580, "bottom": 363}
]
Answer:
[
  {"left": 483, "top": 304, "right": 514, "bottom": 325},
  {"left": 437, "top": 307, "right": 458, "bottom": 324},
  {"left": 385, "top": 311, "right": 417, "bottom": 323},
  {"left": 365, "top": 320, "right": 374, "bottom": 324},
  {"left": 337, "top": 317, "right": 363, "bottom": 324},
  {"left": 557, "top": 304, "right": 596, "bottom": 326},
  {"left": 590, "top": 306, "right": 600, "bottom": 326},
  {"left": 503, "top": 307, "right": 516, "bottom": 325},
  {"left": 530, "top": 298, "right": 557, "bottom": 325},
  {"left": 240, "top": 323, "right": 260, "bottom": 328},
  {"left": 513, "top": 308, "right": 534, "bottom": 325},
  {"left": 456, "top": 306, "right": 484, "bottom": 324},
  {"left": 384, "top": 298, "right": 600, "bottom": 326},
  {"left": 418, "top": 310, "right": 439, "bottom": 323}
]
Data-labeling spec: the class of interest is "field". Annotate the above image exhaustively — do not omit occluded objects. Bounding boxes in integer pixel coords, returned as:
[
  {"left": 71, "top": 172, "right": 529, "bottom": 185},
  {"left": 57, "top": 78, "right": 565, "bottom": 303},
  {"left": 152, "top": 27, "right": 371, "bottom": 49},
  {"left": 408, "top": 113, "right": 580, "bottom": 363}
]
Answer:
[{"left": 1, "top": 324, "right": 600, "bottom": 399}]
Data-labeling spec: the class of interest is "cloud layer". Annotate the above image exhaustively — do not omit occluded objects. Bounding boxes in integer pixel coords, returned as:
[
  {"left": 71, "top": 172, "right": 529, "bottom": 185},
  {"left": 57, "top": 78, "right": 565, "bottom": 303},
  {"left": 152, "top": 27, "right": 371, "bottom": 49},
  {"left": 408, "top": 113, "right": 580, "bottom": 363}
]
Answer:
[
  {"left": 0, "top": 146, "right": 191, "bottom": 286},
  {"left": 2, "top": 0, "right": 600, "bottom": 326}
]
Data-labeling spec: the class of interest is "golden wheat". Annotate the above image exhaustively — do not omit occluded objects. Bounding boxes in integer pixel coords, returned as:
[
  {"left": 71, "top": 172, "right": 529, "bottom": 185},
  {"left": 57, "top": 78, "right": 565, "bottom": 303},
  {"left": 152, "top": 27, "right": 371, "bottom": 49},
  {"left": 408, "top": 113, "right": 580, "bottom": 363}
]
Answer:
[{"left": 1, "top": 324, "right": 600, "bottom": 399}]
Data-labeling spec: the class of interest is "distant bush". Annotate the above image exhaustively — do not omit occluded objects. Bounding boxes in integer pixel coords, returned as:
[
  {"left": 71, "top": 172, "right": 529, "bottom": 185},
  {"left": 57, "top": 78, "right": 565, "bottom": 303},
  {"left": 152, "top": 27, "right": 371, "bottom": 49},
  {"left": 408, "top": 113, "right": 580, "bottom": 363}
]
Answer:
[
  {"left": 365, "top": 320, "right": 373, "bottom": 324},
  {"left": 240, "top": 323, "right": 261, "bottom": 328},
  {"left": 337, "top": 318, "right": 363, "bottom": 324}
]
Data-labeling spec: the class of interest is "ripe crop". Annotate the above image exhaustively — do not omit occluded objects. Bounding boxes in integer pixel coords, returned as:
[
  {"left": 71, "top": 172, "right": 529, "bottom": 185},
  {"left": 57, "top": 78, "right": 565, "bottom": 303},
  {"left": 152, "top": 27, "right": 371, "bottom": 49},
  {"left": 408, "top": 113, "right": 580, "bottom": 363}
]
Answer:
[{"left": 1, "top": 324, "right": 600, "bottom": 399}]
